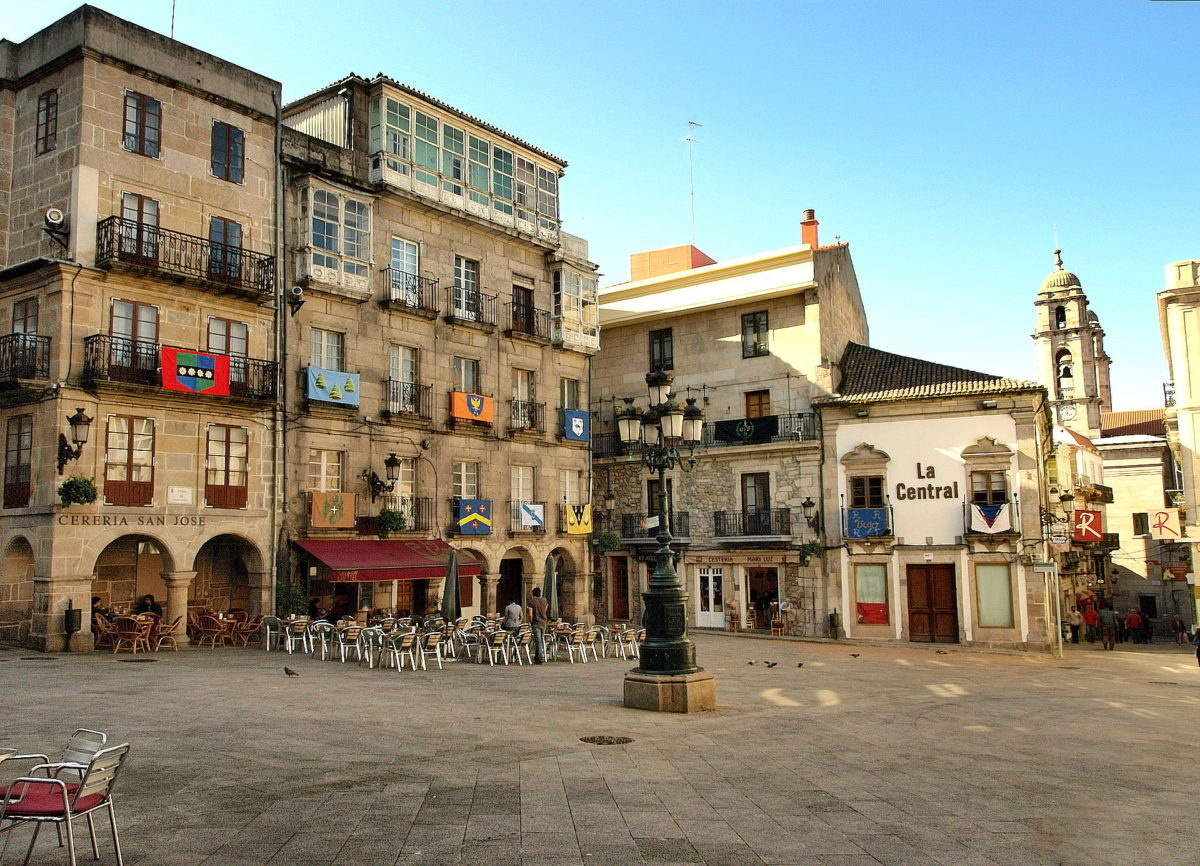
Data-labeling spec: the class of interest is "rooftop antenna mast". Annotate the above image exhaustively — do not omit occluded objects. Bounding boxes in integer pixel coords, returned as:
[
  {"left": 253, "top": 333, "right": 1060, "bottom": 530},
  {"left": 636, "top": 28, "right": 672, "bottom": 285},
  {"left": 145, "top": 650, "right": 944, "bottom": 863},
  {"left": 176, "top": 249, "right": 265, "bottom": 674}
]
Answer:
[
  {"left": 684, "top": 120, "right": 702, "bottom": 245},
  {"left": 170, "top": 0, "right": 177, "bottom": 38}
]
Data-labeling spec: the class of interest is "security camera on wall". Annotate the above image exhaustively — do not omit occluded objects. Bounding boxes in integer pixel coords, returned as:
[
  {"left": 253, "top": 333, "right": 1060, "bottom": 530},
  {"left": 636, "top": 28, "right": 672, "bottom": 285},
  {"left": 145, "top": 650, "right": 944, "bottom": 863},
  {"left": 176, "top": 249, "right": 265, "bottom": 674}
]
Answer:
[
  {"left": 42, "top": 207, "right": 69, "bottom": 251},
  {"left": 287, "top": 285, "right": 306, "bottom": 317}
]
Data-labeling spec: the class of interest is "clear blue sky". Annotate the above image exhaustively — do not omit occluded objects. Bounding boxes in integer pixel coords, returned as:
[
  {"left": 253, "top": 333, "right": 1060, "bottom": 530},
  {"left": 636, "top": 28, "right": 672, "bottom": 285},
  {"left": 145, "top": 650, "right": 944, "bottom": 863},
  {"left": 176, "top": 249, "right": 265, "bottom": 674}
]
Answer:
[{"left": 8, "top": 0, "right": 1197, "bottom": 411}]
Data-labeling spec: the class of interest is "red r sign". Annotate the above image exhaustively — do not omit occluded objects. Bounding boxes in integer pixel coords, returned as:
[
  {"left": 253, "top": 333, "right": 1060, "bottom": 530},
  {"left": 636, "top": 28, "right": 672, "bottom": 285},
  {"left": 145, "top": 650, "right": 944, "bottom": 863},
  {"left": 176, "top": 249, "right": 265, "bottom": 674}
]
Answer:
[{"left": 1072, "top": 510, "right": 1103, "bottom": 542}]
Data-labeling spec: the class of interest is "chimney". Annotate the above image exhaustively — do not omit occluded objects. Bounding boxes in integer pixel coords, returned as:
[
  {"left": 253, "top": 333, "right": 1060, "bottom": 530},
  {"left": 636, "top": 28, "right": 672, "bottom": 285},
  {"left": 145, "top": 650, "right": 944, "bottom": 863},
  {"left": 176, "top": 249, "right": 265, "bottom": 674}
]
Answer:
[{"left": 801, "top": 209, "right": 819, "bottom": 248}]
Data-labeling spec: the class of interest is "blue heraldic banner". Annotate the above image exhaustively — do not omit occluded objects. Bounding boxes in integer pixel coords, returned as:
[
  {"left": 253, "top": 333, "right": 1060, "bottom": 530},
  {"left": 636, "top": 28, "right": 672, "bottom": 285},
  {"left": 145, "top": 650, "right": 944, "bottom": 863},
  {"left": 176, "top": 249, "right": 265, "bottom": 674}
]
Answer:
[
  {"left": 562, "top": 409, "right": 590, "bottom": 442},
  {"left": 307, "top": 366, "right": 361, "bottom": 407},
  {"left": 457, "top": 499, "right": 492, "bottom": 535},
  {"left": 845, "top": 508, "right": 890, "bottom": 538}
]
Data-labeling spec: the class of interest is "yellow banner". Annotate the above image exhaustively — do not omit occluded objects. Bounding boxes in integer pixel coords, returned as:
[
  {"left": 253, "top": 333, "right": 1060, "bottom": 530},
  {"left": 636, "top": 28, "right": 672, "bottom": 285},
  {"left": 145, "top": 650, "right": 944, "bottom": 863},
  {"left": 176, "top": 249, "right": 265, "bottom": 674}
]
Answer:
[{"left": 565, "top": 503, "right": 592, "bottom": 535}]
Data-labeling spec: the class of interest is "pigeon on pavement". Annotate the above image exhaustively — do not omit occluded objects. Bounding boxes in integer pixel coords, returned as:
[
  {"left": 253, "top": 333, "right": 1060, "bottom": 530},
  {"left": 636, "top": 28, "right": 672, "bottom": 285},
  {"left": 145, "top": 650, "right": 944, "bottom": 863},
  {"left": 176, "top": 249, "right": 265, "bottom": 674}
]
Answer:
[
  {"left": 284, "top": 667, "right": 300, "bottom": 677},
  {"left": 796, "top": 662, "right": 804, "bottom": 668},
  {"left": 849, "top": 653, "right": 860, "bottom": 658},
  {"left": 747, "top": 660, "right": 756, "bottom": 665},
  {"left": 764, "top": 661, "right": 778, "bottom": 668}
]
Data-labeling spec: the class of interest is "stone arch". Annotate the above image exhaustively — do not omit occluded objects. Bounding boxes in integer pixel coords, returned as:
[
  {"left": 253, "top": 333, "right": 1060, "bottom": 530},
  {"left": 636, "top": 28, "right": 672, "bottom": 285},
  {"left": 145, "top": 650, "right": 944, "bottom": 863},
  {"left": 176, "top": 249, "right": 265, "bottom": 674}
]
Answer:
[
  {"left": 547, "top": 545, "right": 584, "bottom": 621},
  {"left": 497, "top": 544, "right": 536, "bottom": 609},
  {"left": 90, "top": 534, "right": 177, "bottom": 614},
  {"left": 0, "top": 536, "right": 35, "bottom": 641},
  {"left": 191, "top": 534, "right": 267, "bottom": 613}
]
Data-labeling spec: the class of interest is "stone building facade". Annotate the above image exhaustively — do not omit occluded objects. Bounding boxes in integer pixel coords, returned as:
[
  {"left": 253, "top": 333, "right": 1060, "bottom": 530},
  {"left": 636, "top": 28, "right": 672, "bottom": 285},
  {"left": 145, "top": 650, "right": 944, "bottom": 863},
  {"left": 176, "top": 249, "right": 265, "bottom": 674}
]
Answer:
[
  {"left": 0, "top": 8, "right": 280, "bottom": 649},
  {"left": 591, "top": 216, "right": 868, "bottom": 636}
]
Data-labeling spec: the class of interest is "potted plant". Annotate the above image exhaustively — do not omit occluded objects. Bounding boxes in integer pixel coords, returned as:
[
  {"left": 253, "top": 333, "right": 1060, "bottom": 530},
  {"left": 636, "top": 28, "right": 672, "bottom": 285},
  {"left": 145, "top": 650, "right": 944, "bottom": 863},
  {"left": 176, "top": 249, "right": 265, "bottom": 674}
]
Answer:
[
  {"left": 596, "top": 530, "right": 621, "bottom": 552},
  {"left": 798, "top": 539, "right": 825, "bottom": 565},
  {"left": 376, "top": 507, "right": 408, "bottom": 539},
  {"left": 275, "top": 582, "right": 309, "bottom": 618},
  {"left": 57, "top": 475, "right": 97, "bottom": 507}
]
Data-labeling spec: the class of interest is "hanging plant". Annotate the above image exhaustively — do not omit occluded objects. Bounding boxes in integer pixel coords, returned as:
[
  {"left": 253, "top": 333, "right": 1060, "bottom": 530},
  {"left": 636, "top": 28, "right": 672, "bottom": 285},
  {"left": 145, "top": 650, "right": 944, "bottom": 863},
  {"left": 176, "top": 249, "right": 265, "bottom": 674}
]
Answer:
[
  {"left": 376, "top": 507, "right": 408, "bottom": 539},
  {"left": 798, "top": 540, "right": 825, "bottom": 561},
  {"left": 596, "top": 530, "right": 622, "bottom": 552},
  {"left": 58, "top": 475, "right": 97, "bottom": 507}
]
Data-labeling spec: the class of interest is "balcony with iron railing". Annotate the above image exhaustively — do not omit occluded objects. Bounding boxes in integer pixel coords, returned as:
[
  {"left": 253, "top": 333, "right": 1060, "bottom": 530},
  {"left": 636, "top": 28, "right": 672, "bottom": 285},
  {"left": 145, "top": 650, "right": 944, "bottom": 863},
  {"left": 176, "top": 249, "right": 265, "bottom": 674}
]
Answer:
[
  {"left": 504, "top": 304, "right": 551, "bottom": 342},
  {"left": 713, "top": 508, "right": 793, "bottom": 540},
  {"left": 620, "top": 511, "right": 691, "bottom": 542},
  {"left": 509, "top": 400, "right": 546, "bottom": 435},
  {"left": 382, "top": 380, "right": 433, "bottom": 421},
  {"left": 509, "top": 500, "right": 548, "bottom": 533},
  {"left": 702, "top": 412, "right": 818, "bottom": 447},
  {"left": 383, "top": 497, "right": 432, "bottom": 533},
  {"left": 82, "top": 334, "right": 276, "bottom": 400},
  {"left": 444, "top": 286, "right": 497, "bottom": 329},
  {"left": 383, "top": 269, "right": 439, "bottom": 317},
  {"left": 0, "top": 334, "right": 50, "bottom": 381},
  {"left": 96, "top": 216, "right": 275, "bottom": 297}
]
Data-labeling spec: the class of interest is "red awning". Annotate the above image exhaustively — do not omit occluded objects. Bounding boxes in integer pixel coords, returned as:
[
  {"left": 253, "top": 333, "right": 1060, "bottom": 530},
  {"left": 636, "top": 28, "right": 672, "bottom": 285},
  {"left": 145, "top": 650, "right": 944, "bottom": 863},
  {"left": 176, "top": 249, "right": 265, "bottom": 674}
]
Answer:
[{"left": 295, "top": 539, "right": 481, "bottom": 583}]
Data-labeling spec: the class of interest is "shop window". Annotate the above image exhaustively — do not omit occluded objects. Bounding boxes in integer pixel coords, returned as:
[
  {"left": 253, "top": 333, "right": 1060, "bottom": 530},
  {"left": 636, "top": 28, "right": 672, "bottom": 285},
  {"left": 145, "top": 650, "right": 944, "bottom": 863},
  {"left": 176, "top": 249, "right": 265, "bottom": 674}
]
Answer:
[
  {"left": 975, "top": 564, "right": 1014, "bottom": 628},
  {"left": 855, "top": 564, "right": 888, "bottom": 624}
]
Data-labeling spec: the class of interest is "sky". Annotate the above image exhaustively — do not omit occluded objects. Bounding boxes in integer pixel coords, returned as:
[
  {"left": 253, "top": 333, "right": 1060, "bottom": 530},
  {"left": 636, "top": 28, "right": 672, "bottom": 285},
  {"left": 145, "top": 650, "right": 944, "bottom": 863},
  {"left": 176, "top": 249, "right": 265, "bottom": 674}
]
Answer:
[{"left": 7, "top": 0, "right": 1197, "bottom": 411}]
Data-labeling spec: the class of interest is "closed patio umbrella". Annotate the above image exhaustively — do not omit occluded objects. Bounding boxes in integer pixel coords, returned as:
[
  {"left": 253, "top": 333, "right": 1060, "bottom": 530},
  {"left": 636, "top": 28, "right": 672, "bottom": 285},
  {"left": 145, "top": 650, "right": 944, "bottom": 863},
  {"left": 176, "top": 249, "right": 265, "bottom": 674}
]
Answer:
[
  {"left": 542, "top": 553, "right": 559, "bottom": 621},
  {"left": 440, "top": 549, "right": 462, "bottom": 622}
]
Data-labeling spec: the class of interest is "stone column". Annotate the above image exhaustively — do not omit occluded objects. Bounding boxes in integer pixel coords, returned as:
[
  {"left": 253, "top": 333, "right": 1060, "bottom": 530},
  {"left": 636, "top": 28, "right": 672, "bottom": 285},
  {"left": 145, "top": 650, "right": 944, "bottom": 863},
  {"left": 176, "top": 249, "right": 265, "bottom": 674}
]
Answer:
[
  {"left": 162, "top": 571, "right": 197, "bottom": 647},
  {"left": 31, "top": 577, "right": 92, "bottom": 653},
  {"left": 246, "top": 570, "right": 272, "bottom": 616},
  {"left": 480, "top": 574, "right": 497, "bottom": 615}
]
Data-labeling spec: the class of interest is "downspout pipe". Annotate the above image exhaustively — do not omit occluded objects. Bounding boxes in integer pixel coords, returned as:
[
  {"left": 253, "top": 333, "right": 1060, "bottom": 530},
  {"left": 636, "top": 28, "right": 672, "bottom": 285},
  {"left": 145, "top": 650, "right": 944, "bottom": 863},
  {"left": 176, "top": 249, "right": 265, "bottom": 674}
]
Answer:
[{"left": 270, "top": 87, "right": 286, "bottom": 615}]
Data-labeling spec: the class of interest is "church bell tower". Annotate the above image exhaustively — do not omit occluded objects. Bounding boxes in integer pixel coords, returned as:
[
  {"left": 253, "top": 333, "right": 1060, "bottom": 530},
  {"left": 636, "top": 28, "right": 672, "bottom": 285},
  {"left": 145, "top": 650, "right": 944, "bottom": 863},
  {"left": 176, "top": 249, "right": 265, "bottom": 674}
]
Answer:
[{"left": 1032, "top": 250, "right": 1112, "bottom": 437}]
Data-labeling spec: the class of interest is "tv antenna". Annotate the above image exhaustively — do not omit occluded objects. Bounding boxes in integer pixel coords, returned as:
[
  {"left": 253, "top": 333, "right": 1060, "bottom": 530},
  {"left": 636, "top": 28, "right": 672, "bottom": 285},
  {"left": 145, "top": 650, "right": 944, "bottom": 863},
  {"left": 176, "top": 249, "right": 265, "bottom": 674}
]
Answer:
[{"left": 683, "top": 120, "right": 702, "bottom": 245}]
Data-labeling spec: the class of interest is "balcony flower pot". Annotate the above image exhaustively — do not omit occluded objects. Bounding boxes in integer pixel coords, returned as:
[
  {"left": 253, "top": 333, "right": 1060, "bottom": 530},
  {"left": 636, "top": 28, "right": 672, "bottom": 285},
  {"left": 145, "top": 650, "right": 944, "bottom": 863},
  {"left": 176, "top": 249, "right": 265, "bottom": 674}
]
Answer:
[
  {"left": 376, "top": 507, "right": 408, "bottom": 539},
  {"left": 57, "top": 475, "right": 97, "bottom": 508}
]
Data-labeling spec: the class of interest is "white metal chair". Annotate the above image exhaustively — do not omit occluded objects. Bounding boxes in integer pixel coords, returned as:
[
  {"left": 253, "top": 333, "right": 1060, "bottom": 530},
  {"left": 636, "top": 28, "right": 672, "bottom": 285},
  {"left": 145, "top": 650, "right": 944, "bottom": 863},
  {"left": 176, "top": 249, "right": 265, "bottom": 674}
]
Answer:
[
  {"left": 511, "top": 630, "right": 534, "bottom": 665},
  {"left": 336, "top": 626, "right": 363, "bottom": 663},
  {"left": 563, "top": 629, "right": 589, "bottom": 664},
  {"left": 282, "top": 620, "right": 309, "bottom": 654},
  {"left": 484, "top": 630, "right": 510, "bottom": 666},
  {"left": 358, "top": 627, "right": 386, "bottom": 668},
  {"left": 386, "top": 632, "right": 419, "bottom": 671},
  {"left": 418, "top": 631, "right": 443, "bottom": 670}
]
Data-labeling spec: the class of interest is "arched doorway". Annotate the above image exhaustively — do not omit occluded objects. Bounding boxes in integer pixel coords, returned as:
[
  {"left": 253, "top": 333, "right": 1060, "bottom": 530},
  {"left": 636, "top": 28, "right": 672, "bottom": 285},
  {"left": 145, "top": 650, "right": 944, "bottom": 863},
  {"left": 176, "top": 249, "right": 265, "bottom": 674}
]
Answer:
[
  {"left": 0, "top": 537, "right": 35, "bottom": 641},
  {"left": 498, "top": 546, "right": 535, "bottom": 609},
  {"left": 548, "top": 547, "right": 579, "bottom": 620},
  {"left": 91, "top": 535, "right": 174, "bottom": 615},
  {"left": 192, "top": 535, "right": 265, "bottom": 614}
]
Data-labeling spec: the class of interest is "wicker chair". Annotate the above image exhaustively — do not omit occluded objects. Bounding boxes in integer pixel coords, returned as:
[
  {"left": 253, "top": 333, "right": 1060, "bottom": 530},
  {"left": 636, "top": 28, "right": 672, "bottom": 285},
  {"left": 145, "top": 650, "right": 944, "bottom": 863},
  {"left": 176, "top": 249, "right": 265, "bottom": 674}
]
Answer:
[
  {"left": 111, "top": 616, "right": 151, "bottom": 654},
  {"left": 153, "top": 616, "right": 185, "bottom": 652},
  {"left": 196, "top": 615, "right": 230, "bottom": 648}
]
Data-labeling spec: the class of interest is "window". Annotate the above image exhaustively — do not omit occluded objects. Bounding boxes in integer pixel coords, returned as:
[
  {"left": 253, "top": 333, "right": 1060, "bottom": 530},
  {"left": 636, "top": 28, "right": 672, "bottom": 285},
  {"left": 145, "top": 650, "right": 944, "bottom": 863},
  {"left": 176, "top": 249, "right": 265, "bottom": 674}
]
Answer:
[
  {"left": 453, "top": 256, "right": 481, "bottom": 320},
  {"left": 208, "top": 217, "right": 243, "bottom": 283},
  {"left": 742, "top": 311, "right": 769, "bottom": 357},
  {"left": 370, "top": 97, "right": 411, "bottom": 172},
  {"left": 36, "top": 90, "right": 58, "bottom": 156},
  {"left": 560, "top": 378, "right": 581, "bottom": 410},
  {"left": 307, "top": 449, "right": 343, "bottom": 492},
  {"left": 119, "top": 193, "right": 159, "bottom": 263},
  {"left": 104, "top": 416, "right": 154, "bottom": 506},
  {"left": 309, "top": 189, "right": 369, "bottom": 278},
  {"left": 537, "top": 166, "right": 559, "bottom": 230},
  {"left": 210, "top": 121, "right": 245, "bottom": 183},
  {"left": 512, "top": 368, "right": 534, "bottom": 402},
  {"left": 453, "top": 357, "right": 479, "bottom": 393},
  {"left": 4, "top": 415, "right": 32, "bottom": 508},
  {"left": 745, "top": 390, "right": 770, "bottom": 419},
  {"left": 414, "top": 110, "right": 439, "bottom": 185},
  {"left": 109, "top": 299, "right": 158, "bottom": 376},
  {"left": 389, "top": 237, "right": 420, "bottom": 303},
  {"left": 512, "top": 285, "right": 534, "bottom": 333},
  {"left": 855, "top": 564, "right": 888, "bottom": 624},
  {"left": 970, "top": 470, "right": 1008, "bottom": 506},
  {"left": 492, "top": 146, "right": 514, "bottom": 214},
  {"left": 468, "top": 135, "right": 490, "bottom": 206},
  {"left": 515, "top": 156, "right": 536, "bottom": 221},
  {"left": 11, "top": 298, "right": 39, "bottom": 379},
  {"left": 511, "top": 465, "right": 534, "bottom": 503},
  {"left": 205, "top": 425, "right": 248, "bottom": 509},
  {"left": 208, "top": 317, "right": 248, "bottom": 389},
  {"left": 388, "top": 345, "right": 419, "bottom": 413},
  {"left": 649, "top": 327, "right": 673, "bottom": 371},
  {"left": 850, "top": 476, "right": 885, "bottom": 509},
  {"left": 442, "top": 124, "right": 465, "bottom": 195},
  {"left": 1132, "top": 512, "right": 1149, "bottom": 536},
  {"left": 975, "top": 564, "right": 1014, "bottom": 628},
  {"left": 559, "top": 468, "right": 582, "bottom": 505},
  {"left": 13, "top": 298, "right": 38, "bottom": 336},
  {"left": 453, "top": 461, "right": 479, "bottom": 499},
  {"left": 1055, "top": 349, "right": 1074, "bottom": 397},
  {"left": 741, "top": 473, "right": 770, "bottom": 513},
  {"left": 122, "top": 91, "right": 161, "bottom": 157},
  {"left": 310, "top": 328, "right": 344, "bottom": 371},
  {"left": 512, "top": 368, "right": 535, "bottom": 429}
]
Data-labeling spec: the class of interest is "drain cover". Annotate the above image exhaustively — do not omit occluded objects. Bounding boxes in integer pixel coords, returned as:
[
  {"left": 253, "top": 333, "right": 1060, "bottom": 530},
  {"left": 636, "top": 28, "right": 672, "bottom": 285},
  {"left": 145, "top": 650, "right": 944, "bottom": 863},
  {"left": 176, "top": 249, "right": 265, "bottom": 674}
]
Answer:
[
  {"left": 1058, "top": 666, "right": 1080, "bottom": 669},
  {"left": 580, "top": 735, "right": 633, "bottom": 745},
  {"left": 19, "top": 657, "right": 56, "bottom": 661},
  {"left": 118, "top": 658, "right": 159, "bottom": 663},
  {"left": 1148, "top": 681, "right": 1178, "bottom": 685}
]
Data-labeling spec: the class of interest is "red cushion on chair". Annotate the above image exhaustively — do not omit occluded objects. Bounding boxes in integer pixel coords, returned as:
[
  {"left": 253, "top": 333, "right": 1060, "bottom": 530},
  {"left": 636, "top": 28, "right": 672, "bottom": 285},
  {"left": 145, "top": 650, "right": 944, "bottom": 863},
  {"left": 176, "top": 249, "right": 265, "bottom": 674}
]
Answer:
[{"left": 0, "top": 781, "right": 104, "bottom": 816}]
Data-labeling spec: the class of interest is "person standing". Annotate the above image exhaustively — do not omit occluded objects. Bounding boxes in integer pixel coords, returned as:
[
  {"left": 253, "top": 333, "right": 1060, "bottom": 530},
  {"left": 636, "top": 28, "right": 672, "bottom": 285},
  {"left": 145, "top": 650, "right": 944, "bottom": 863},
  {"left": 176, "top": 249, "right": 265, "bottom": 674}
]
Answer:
[
  {"left": 502, "top": 597, "right": 523, "bottom": 632},
  {"left": 1067, "top": 607, "right": 1083, "bottom": 644},
  {"left": 1098, "top": 606, "right": 1117, "bottom": 651},
  {"left": 528, "top": 587, "right": 549, "bottom": 664},
  {"left": 1083, "top": 606, "right": 1099, "bottom": 643},
  {"left": 1126, "top": 609, "right": 1144, "bottom": 645},
  {"left": 1171, "top": 614, "right": 1187, "bottom": 645}
]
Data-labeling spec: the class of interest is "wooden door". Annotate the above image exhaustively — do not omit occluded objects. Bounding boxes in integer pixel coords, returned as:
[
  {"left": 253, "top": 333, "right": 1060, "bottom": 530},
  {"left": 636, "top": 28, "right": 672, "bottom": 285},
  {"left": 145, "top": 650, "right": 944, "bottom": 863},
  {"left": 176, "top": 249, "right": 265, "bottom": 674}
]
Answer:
[
  {"left": 907, "top": 564, "right": 959, "bottom": 643},
  {"left": 610, "top": 557, "right": 629, "bottom": 620}
]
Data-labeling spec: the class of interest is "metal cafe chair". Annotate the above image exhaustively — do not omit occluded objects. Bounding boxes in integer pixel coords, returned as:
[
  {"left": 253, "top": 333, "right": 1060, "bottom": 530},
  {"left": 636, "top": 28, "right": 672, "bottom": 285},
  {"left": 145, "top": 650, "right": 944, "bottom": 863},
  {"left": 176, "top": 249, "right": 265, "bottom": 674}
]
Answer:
[
  {"left": 281, "top": 620, "right": 309, "bottom": 654},
  {"left": 357, "top": 627, "right": 386, "bottom": 668},
  {"left": 484, "top": 630, "right": 510, "bottom": 666},
  {"left": 511, "top": 630, "right": 535, "bottom": 665},
  {"left": 335, "top": 626, "right": 363, "bottom": 663},
  {"left": 0, "top": 742, "right": 131, "bottom": 866},
  {"left": 418, "top": 631, "right": 443, "bottom": 670},
  {"left": 386, "top": 631, "right": 420, "bottom": 672}
]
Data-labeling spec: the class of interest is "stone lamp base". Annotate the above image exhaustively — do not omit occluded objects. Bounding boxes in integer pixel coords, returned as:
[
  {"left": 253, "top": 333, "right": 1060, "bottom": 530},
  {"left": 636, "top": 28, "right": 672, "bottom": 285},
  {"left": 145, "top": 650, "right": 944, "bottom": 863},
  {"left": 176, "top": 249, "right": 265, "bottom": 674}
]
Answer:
[{"left": 623, "top": 669, "right": 717, "bottom": 713}]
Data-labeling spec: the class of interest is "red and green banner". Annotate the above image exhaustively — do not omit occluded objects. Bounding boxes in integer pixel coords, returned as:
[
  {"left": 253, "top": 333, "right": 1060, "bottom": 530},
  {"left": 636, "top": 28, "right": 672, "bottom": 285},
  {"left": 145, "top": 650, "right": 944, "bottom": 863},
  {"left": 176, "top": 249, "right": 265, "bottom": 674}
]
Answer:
[{"left": 161, "top": 347, "right": 230, "bottom": 396}]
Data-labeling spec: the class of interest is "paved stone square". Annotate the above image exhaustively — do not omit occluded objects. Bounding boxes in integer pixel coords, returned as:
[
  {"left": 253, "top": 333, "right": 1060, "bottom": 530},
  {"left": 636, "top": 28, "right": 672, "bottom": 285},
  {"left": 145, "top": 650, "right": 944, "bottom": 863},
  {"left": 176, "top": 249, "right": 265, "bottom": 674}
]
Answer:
[{"left": 2, "top": 634, "right": 1196, "bottom": 866}]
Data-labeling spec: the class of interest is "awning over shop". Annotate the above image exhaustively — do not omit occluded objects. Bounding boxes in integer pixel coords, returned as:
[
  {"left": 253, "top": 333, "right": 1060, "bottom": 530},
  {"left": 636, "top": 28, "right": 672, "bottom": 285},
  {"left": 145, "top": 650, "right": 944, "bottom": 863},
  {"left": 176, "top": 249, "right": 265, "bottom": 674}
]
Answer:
[{"left": 295, "top": 539, "right": 482, "bottom": 582}]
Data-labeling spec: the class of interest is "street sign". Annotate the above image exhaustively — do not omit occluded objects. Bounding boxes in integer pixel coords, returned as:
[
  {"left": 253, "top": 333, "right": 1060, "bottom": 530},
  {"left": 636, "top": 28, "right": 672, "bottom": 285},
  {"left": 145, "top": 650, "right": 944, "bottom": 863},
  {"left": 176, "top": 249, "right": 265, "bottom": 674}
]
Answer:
[
  {"left": 1032, "top": 562, "right": 1057, "bottom": 572},
  {"left": 1050, "top": 535, "right": 1069, "bottom": 545}
]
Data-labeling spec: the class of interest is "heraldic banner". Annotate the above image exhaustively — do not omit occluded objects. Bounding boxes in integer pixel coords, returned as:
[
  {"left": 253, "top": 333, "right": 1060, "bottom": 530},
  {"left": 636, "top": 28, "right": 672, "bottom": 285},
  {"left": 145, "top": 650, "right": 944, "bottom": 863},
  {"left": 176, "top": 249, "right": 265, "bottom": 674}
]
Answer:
[
  {"left": 714, "top": 415, "right": 778, "bottom": 443},
  {"left": 457, "top": 498, "right": 492, "bottom": 535},
  {"left": 565, "top": 503, "right": 593, "bottom": 534},
  {"left": 161, "top": 348, "right": 230, "bottom": 396},
  {"left": 306, "top": 366, "right": 361, "bottom": 406},
  {"left": 450, "top": 391, "right": 494, "bottom": 423},
  {"left": 310, "top": 491, "right": 356, "bottom": 529},
  {"left": 969, "top": 503, "right": 1011, "bottom": 534},
  {"left": 562, "top": 409, "right": 590, "bottom": 442}
]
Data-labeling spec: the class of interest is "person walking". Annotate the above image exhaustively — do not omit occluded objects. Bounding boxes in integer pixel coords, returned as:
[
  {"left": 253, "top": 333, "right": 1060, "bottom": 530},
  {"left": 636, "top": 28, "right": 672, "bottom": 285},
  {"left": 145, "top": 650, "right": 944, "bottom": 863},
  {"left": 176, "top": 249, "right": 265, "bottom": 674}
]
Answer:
[
  {"left": 1083, "top": 606, "right": 1099, "bottom": 643},
  {"left": 1125, "top": 609, "right": 1144, "bottom": 645},
  {"left": 1098, "top": 606, "right": 1117, "bottom": 651},
  {"left": 528, "top": 587, "right": 549, "bottom": 664},
  {"left": 1171, "top": 614, "right": 1187, "bottom": 645},
  {"left": 1067, "top": 607, "right": 1083, "bottom": 644}
]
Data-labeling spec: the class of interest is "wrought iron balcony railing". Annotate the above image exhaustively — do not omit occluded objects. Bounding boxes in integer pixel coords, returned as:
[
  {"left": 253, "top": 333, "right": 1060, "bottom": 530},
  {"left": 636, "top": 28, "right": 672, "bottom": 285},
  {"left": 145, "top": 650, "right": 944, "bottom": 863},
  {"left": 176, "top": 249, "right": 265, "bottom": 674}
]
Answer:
[
  {"left": 384, "top": 269, "right": 439, "bottom": 314},
  {"left": 509, "top": 500, "right": 548, "bottom": 532},
  {"left": 702, "top": 412, "right": 818, "bottom": 447},
  {"left": 382, "top": 380, "right": 433, "bottom": 420},
  {"left": 386, "top": 496, "right": 432, "bottom": 532},
  {"left": 713, "top": 508, "right": 792, "bottom": 537},
  {"left": 96, "top": 216, "right": 275, "bottom": 295},
  {"left": 504, "top": 303, "right": 551, "bottom": 341},
  {"left": 83, "top": 334, "right": 276, "bottom": 400},
  {"left": 0, "top": 334, "right": 50, "bottom": 380},
  {"left": 620, "top": 511, "right": 690, "bottom": 540},
  {"left": 444, "top": 286, "right": 497, "bottom": 327},
  {"left": 509, "top": 400, "right": 545, "bottom": 433},
  {"left": 591, "top": 432, "right": 630, "bottom": 459}
]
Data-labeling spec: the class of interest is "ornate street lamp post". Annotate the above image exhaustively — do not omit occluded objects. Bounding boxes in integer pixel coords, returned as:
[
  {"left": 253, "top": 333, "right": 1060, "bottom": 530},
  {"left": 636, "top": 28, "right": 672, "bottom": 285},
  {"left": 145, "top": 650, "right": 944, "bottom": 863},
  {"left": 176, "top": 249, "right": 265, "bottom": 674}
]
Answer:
[{"left": 614, "top": 371, "right": 716, "bottom": 712}]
